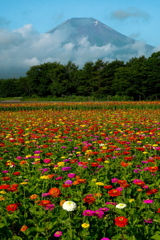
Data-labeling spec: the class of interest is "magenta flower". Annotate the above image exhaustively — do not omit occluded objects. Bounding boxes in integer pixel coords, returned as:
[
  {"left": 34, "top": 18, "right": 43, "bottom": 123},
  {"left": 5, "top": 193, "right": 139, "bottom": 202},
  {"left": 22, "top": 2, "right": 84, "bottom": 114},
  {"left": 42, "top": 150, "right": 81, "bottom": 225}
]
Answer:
[
  {"left": 101, "top": 238, "right": 111, "bottom": 240},
  {"left": 116, "top": 187, "right": 123, "bottom": 191},
  {"left": 42, "top": 193, "right": 51, "bottom": 197},
  {"left": 61, "top": 167, "right": 71, "bottom": 171},
  {"left": 111, "top": 178, "right": 119, "bottom": 183},
  {"left": 38, "top": 168, "right": 49, "bottom": 174},
  {"left": 143, "top": 199, "right": 154, "bottom": 203},
  {"left": 2, "top": 170, "right": 9, "bottom": 173},
  {"left": 82, "top": 210, "right": 94, "bottom": 216},
  {"left": 55, "top": 176, "right": 63, "bottom": 180},
  {"left": 45, "top": 204, "right": 55, "bottom": 211},
  {"left": 144, "top": 219, "right": 153, "bottom": 223},
  {"left": 43, "top": 159, "right": 51, "bottom": 164},
  {"left": 105, "top": 202, "right": 117, "bottom": 205},
  {"left": 68, "top": 173, "right": 76, "bottom": 178},
  {"left": 64, "top": 180, "right": 72, "bottom": 184},
  {"left": 98, "top": 207, "right": 110, "bottom": 212},
  {"left": 94, "top": 210, "right": 105, "bottom": 218},
  {"left": 54, "top": 231, "right": 63, "bottom": 237}
]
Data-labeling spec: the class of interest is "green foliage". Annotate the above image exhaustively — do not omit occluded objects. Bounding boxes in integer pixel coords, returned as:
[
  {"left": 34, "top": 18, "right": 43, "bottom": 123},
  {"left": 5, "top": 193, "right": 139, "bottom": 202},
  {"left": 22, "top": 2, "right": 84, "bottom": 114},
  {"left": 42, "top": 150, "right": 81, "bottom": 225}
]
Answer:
[{"left": 1, "top": 52, "right": 160, "bottom": 100}]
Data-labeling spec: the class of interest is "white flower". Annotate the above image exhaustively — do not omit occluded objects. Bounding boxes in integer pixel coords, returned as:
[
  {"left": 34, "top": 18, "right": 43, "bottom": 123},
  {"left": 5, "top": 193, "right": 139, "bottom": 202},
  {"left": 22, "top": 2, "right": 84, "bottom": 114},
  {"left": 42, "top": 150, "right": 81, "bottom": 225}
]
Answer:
[
  {"left": 116, "top": 203, "right": 126, "bottom": 209},
  {"left": 62, "top": 201, "right": 77, "bottom": 211}
]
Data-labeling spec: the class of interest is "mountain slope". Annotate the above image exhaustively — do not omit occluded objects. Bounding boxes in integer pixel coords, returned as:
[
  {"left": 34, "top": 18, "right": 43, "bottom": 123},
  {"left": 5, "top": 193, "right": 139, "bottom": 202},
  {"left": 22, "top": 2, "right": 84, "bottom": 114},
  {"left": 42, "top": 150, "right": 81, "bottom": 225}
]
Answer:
[{"left": 47, "top": 17, "right": 153, "bottom": 52}]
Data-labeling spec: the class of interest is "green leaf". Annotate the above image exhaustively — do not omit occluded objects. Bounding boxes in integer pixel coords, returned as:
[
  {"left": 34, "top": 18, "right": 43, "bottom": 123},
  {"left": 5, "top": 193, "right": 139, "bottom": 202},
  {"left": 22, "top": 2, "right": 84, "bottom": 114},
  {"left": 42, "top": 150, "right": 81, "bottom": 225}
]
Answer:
[
  {"left": 12, "top": 236, "right": 23, "bottom": 240},
  {"left": 0, "top": 223, "right": 5, "bottom": 228},
  {"left": 151, "top": 235, "right": 160, "bottom": 240}
]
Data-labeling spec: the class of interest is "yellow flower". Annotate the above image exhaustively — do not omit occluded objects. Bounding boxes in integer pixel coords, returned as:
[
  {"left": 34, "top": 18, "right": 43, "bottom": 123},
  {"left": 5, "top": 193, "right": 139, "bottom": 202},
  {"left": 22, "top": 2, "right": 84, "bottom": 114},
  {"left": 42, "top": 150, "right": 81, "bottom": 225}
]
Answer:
[
  {"left": 0, "top": 191, "right": 6, "bottom": 194},
  {"left": 102, "top": 146, "right": 107, "bottom": 149},
  {"left": 35, "top": 158, "right": 40, "bottom": 162},
  {"left": 143, "top": 152, "right": 148, "bottom": 154},
  {"left": 61, "top": 156, "right": 66, "bottom": 159},
  {"left": 91, "top": 179, "right": 97, "bottom": 182},
  {"left": 20, "top": 182, "right": 28, "bottom": 185},
  {"left": 129, "top": 199, "right": 135, "bottom": 203},
  {"left": 40, "top": 176, "right": 50, "bottom": 179},
  {"left": 57, "top": 162, "right": 65, "bottom": 166},
  {"left": 81, "top": 223, "right": 90, "bottom": 228},
  {"left": 96, "top": 182, "right": 104, "bottom": 186},
  {"left": 54, "top": 167, "right": 59, "bottom": 170},
  {"left": 104, "top": 160, "right": 109, "bottom": 163}
]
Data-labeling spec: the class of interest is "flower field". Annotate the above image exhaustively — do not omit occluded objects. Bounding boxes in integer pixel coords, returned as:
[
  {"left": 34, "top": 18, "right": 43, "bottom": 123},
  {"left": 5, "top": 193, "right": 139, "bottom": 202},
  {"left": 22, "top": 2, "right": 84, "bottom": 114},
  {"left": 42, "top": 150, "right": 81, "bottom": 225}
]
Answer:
[{"left": 0, "top": 102, "right": 160, "bottom": 240}]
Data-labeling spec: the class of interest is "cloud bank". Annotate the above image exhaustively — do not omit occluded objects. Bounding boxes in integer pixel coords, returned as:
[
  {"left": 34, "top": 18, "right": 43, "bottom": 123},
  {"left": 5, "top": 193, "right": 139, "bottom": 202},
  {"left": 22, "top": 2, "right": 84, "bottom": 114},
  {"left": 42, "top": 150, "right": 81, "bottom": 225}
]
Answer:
[
  {"left": 0, "top": 24, "right": 156, "bottom": 79},
  {"left": 111, "top": 8, "right": 150, "bottom": 21}
]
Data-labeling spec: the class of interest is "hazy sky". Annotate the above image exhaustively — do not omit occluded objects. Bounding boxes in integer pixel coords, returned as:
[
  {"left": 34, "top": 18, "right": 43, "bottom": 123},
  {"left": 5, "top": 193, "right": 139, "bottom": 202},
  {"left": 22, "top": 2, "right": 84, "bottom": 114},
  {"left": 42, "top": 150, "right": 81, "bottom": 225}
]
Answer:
[{"left": 0, "top": 0, "right": 160, "bottom": 78}]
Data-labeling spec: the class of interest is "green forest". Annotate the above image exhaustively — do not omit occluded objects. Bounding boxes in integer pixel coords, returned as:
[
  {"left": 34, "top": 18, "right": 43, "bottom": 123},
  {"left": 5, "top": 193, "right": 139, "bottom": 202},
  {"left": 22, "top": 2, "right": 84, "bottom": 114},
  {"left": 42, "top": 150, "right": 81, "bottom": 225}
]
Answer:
[{"left": 1, "top": 51, "right": 160, "bottom": 101}]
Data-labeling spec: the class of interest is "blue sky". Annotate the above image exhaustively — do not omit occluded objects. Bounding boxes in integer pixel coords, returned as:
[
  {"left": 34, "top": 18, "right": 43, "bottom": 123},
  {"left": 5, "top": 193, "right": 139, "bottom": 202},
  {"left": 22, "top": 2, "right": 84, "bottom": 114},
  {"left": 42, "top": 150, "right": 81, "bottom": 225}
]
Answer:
[{"left": 0, "top": 0, "right": 160, "bottom": 78}]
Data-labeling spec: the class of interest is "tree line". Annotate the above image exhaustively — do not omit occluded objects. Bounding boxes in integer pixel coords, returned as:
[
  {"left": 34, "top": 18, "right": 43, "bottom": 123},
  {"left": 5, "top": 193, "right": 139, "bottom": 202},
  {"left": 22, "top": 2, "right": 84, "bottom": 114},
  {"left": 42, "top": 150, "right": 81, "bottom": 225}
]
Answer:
[{"left": 0, "top": 51, "right": 160, "bottom": 100}]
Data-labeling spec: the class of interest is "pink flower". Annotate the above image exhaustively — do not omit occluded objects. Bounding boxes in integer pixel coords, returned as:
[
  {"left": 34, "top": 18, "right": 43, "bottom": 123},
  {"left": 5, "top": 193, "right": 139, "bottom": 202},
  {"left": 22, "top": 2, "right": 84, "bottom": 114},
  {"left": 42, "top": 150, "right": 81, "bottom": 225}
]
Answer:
[
  {"left": 101, "top": 238, "right": 111, "bottom": 240},
  {"left": 54, "top": 231, "right": 63, "bottom": 237},
  {"left": 68, "top": 173, "right": 76, "bottom": 178},
  {"left": 43, "top": 159, "right": 51, "bottom": 164},
  {"left": 111, "top": 178, "right": 119, "bottom": 183},
  {"left": 143, "top": 199, "right": 154, "bottom": 203}
]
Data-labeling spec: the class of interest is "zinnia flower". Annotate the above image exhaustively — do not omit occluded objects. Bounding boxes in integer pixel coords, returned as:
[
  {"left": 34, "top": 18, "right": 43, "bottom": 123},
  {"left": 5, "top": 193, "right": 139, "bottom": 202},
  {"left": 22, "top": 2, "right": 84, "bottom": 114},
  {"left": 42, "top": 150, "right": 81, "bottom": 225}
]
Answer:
[
  {"left": 83, "top": 195, "right": 96, "bottom": 204},
  {"left": 101, "top": 238, "right": 111, "bottom": 240},
  {"left": 143, "top": 199, "right": 154, "bottom": 203},
  {"left": 108, "top": 189, "right": 121, "bottom": 197},
  {"left": 48, "top": 188, "right": 61, "bottom": 197},
  {"left": 82, "top": 210, "right": 94, "bottom": 216},
  {"left": 20, "top": 225, "right": 28, "bottom": 232},
  {"left": 54, "top": 231, "right": 63, "bottom": 237},
  {"left": 114, "top": 216, "right": 128, "bottom": 227},
  {"left": 62, "top": 201, "right": 77, "bottom": 211},
  {"left": 6, "top": 203, "right": 20, "bottom": 212},
  {"left": 116, "top": 203, "right": 127, "bottom": 209},
  {"left": 81, "top": 223, "right": 90, "bottom": 228},
  {"left": 144, "top": 219, "right": 153, "bottom": 223}
]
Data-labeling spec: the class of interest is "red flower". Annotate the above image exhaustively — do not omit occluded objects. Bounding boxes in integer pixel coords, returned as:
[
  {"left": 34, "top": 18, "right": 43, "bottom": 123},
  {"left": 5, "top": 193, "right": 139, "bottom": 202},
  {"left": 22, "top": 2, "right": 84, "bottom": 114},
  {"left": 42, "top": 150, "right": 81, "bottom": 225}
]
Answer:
[
  {"left": 2, "top": 177, "right": 11, "bottom": 181},
  {"left": 146, "top": 189, "right": 158, "bottom": 195},
  {"left": 0, "top": 184, "right": 10, "bottom": 189},
  {"left": 62, "top": 184, "right": 72, "bottom": 188},
  {"left": 114, "top": 216, "right": 128, "bottom": 227},
  {"left": 104, "top": 185, "right": 113, "bottom": 189},
  {"left": 83, "top": 196, "right": 96, "bottom": 204},
  {"left": 38, "top": 200, "right": 51, "bottom": 206},
  {"left": 6, "top": 203, "right": 20, "bottom": 212},
  {"left": 91, "top": 163, "right": 99, "bottom": 167},
  {"left": 13, "top": 172, "right": 21, "bottom": 176},
  {"left": 108, "top": 189, "right": 121, "bottom": 197},
  {"left": 157, "top": 208, "right": 160, "bottom": 213}
]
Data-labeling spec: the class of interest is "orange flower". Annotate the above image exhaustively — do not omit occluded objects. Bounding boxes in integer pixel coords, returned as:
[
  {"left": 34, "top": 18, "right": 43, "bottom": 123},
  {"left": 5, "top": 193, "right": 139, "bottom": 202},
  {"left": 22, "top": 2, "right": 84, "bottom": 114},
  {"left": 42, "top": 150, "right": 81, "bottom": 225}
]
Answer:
[
  {"left": 73, "top": 179, "right": 86, "bottom": 185},
  {"left": 38, "top": 200, "right": 51, "bottom": 206},
  {"left": 20, "top": 160, "right": 27, "bottom": 165},
  {"left": 48, "top": 188, "right": 61, "bottom": 197},
  {"left": 120, "top": 161, "right": 129, "bottom": 167},
  {"left": 2, "top": 177, "right": 11, "bottom": 181},
  {"left": 29, "top": 194, "right": 38, "bottom": 200},
  {"left": 47, "top": 174, "right": 55, "bottom": 179},
  {"left": 20, "top": 225, "right": 28, "bottom": 232},
  {"left": 60, "top": 200, "right": 66, "bottom": 206}
]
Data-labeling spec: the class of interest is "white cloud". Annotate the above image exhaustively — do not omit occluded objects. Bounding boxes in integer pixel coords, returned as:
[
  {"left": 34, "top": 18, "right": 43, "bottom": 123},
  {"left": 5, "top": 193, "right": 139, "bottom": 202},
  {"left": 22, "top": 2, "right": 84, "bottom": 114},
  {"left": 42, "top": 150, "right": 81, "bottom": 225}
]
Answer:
[{"left": 0, "top": 23, "right": 155, "bottom": 79}]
